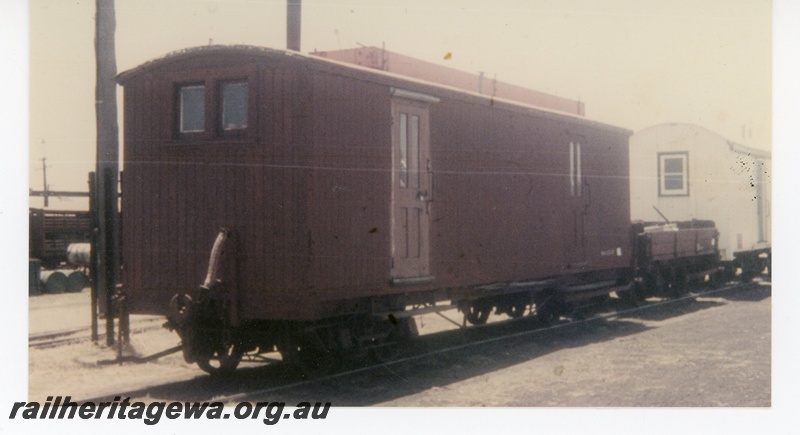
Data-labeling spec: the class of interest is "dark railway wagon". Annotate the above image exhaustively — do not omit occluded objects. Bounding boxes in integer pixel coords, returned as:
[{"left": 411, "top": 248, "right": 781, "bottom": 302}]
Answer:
[
  {"left": 630, "top": 220, "right": 719, "bottom": 299},
  {"left": 29, "top": 208, "right": 92, "bottom": 269},
  {"left": 116, "top": 46, "right": 633, "bottom": 372}
]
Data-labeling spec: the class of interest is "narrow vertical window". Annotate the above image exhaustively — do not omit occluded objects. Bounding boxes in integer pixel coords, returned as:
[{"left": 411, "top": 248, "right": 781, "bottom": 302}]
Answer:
[
  {"left": 658, "top": 152, "right": 689, "bottom": 196},
  {"left": 399, "top": 113, "right": 408, "bottom": 187},
  {"left": 569, "top": 141, "right": 575, "bottom": 196},
  {"left": 221, "top": 82, "right": 248, "bottom": 130},
  {"left": 179, "top": 85, "right": 205, "bottom": 133},
  {"left": 569, "top": 141, "right": 582, "bottom": 196},
  {"left": 575, "top": 142, "right": 582, "bottom": 196},
  {"left": 409, "top": 115, "right": 420, "bottom": 189}
]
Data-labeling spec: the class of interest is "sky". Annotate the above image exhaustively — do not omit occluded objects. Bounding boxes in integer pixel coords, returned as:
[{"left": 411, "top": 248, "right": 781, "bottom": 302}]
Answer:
[{"left": 26, "top": 0, "right": 773, "bottom": 210}]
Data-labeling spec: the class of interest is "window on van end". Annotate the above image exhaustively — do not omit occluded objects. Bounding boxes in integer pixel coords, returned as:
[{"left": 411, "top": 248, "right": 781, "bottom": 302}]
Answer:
[
  {"left": 179, "top": 85, "right": 205, "bottom": 133},
  {"left": 569, "top": 141, "right": 582, "bottom": 196},
  {"left": 658, "top": 152, "right": 689, "bottom": 196},
  {"left": 221, "top": 82, "right": 248, "bottom": 130}
]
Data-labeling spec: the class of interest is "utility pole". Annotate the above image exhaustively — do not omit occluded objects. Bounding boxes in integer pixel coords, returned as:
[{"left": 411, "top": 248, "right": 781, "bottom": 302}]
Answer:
[
  {"left": 95, "top": 0, "right": 120, "bottom": 346},
  {"left": 287, "top": 0, "right": 301, "bottom": 51},
  {"left": 41, "top": 158, "right": 49, "bottom": 207}
]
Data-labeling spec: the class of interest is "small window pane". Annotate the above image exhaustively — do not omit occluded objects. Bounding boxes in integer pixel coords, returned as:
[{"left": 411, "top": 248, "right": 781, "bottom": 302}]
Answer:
[
  {"left": 569, "top": 142, "right": 575, "bottom": 195},
  {"left": 664, "top": 157, "right": 683, "bottom": 174},
  {"left": 399, "top": 113, "right": 408, "bottom": 188},
  {"left": 180, "top": 85, "right": 205, "bottom": 133},
  {"left": 664, "top": 174, "right": 684, "bottom": 190},
  {"left": 409, "top": 115, "right": 419, "bottom": 189},
  {"left": 568, "top": 141, "right": 582, "bottom": 196},
  {"left": 222, "top": 82, "right": 248, "bottom": 130},
  {"left": 576, "top": 142, "right": 582, "bottom": 196}
]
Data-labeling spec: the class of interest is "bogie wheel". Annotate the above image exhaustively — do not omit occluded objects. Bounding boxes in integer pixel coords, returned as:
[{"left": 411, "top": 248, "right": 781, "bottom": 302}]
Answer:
[
  {"left": 722, "top": 265, "right": 736, "bottom": 283},
  {"left": 507, "top": 302, "right": 528, "bottom": 319},
  {"left": 647, "top": 270, "right": 670, "bottom": 298},
  {"left": 196, "top": 344, "right": 244, "bottom": 375},
  {"left": 367, "top": 317, "right": 415, "bottom": 363},
  {"left": 621, "top": 282, "right": 646, "bottom": 304},
  {"left": 739, "top": 256, "right": 758, "bottom": 283},
  {"left": 533, "top": 297, "right": 565, "bottom": 327},
  {"left": 765, "top": 257, "right": 772, "bottom": 281},
  {"left": 278, "top": 332, "right": 339, "bottom": 377},
  {"left": 670, "top": 266, "right": 690, "bottom": 298},
  {"left": 464, "top": 301, "right": 492, "bottom": 325},
  {"left": 707, "top": 271, "right": 722, "bottom": 289}
]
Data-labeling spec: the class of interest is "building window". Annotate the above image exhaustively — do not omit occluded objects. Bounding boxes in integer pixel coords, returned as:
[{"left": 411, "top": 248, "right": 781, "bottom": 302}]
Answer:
[
  {"left": 221, "top": 82, "right": 248, "bottom": 130},
  {"left": 179, "top": 85, "right": 205, "bottom": 133},
  {"left": 658, "top": 152, "right": 689, "bottom": 196},
  {"left": 569, "top": 141, "right": 582, "bottom": 196}
]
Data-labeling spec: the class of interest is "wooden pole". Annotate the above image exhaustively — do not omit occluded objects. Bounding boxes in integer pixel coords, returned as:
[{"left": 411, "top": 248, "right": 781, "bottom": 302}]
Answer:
[
  {"left": 95, "top": 0, "right": 120, "bottom": 347},
  {"left": 287, "top": 0, "right": 301, "bottom": 51},
  {"left": 89, "top": 172, "right": 99, "bottom": 343},
  {"left": 41, "top": 158, "right": 49, "bottom": 207}
]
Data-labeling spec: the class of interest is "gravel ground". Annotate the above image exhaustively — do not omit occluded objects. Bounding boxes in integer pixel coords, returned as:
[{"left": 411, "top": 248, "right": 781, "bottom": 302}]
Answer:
[
  {"left": 29, "top": 288, "right": 97, "bottom": 335},
  {"left": 377, "top": 285, "right": 771, "bottom": 407},
  {"left": 27, "top": 283, "right": 770, "bottom": 407}
]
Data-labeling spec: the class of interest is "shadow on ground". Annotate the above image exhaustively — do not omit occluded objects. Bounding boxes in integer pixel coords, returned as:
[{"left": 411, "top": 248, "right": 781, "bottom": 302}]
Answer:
[
  {"left": 714, "top": 281, "right": 771, "bottom": 302},
  {"left": 83, "top": 281, "right": 769, "bottom": 406},
  {"left": 613, "top": 297, "right": 725, "bottom": 322},
  {"left": 96, "top": 316, "right": 654, "bottom": 405}
]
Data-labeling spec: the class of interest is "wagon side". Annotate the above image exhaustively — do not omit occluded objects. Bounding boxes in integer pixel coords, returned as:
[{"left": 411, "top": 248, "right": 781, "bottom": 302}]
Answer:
[{"left": 117, "top": 46, "right": 634, "bottom": 372}]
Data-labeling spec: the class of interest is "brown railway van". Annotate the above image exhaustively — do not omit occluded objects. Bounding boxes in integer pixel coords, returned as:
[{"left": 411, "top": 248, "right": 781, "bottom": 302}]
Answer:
[
  {"left": 117, "top": 44, "right": 633, "bottom": 319},
  {"left": 117, "top": 45, "right": 632, "bottom": 372}
]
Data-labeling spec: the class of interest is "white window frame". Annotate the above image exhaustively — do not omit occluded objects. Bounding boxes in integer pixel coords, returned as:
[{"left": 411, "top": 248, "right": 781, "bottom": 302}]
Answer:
[{"left": 658, "top": 152, "right": 689, "bottom": 196}]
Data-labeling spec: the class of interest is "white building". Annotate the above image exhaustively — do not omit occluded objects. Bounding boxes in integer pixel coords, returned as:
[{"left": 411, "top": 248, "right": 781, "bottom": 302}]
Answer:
[{"left": 629, "top": 123, "right": 771, "bottom": 267}]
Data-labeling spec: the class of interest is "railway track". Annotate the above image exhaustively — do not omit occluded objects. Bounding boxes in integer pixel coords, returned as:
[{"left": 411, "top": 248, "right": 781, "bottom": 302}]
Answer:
[
  {"left": 29, "top": 317, "right": 164, "bottom": 349},
  {"left": 75, "top": 279, "right": 767, "bottom": 404}
]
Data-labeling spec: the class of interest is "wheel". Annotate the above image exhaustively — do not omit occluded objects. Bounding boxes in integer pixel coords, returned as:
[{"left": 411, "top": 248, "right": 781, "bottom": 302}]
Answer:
[
  {"left": 670, "top": 266, "right": 689, "bottom": 297},
  {"left": 362, "top": 316, "right": 414, "bottom": 363},
  {"left": 620, "top": 282, "right": 646, "bottom": 304},
  {"left": 278, "top": 331, "right": 339, "bottom": 377},
  {"left": 765, "top": 255, "right": 772, "bottom": 281},
  {"left": 533, "top": 296, "right": 565, "bottom": 327},
  {"left": 196, "top": 343, "right": 243, "bottom": 375},
  {"left": 464, "top": 301, "right": 492, "bottom": 325},
  {"left": 740, "top": 256, "right": 759, "bottom": 282},
  {"left": 707, "top": 271, "right": 722, "bottom": 289},
  {"left": 721, "top": 264, "right": 736, "bottom": 283},
  {"left": 650, "top": 271, "right": 669, "bottom": 298},
  {"left": 507, "top": 302, "right": 527, "bottom": 319}
]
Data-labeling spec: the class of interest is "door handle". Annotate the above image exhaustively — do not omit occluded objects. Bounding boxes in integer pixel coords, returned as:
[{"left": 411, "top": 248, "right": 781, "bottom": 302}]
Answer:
[{"left": 417, "top": 171, "right": 435, "bottom": 202}]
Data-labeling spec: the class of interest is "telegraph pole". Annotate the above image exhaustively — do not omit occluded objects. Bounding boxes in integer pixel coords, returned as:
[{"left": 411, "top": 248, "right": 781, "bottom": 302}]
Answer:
[
  {"left": 95, "top": 0, "right": 120, "bottom": 346},
  {"left": 287, "top": 0, "right": 301, "bottom": 51},
  {"left": 41, "top": 158, "right": 48, "bottom": 207}
]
